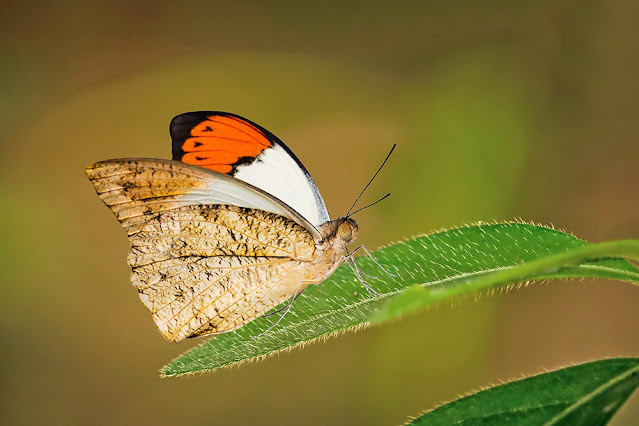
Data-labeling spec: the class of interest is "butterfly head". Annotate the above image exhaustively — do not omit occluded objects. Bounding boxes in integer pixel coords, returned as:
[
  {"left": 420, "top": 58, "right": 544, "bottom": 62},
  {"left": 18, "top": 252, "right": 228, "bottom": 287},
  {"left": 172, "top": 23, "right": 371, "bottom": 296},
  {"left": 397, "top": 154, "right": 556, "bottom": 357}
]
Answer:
[
  {"left": 337, "top": 217, "right": 358, "bottom": 244},
  {"left": 319, "top": 217, "right": 358, "bottom": 245}
]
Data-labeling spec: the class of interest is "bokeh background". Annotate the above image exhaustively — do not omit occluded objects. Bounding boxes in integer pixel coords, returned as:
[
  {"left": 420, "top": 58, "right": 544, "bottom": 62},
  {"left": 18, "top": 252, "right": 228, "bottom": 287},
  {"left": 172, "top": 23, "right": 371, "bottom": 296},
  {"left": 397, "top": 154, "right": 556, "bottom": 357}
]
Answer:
[{"left": 2, "top": 1, "right": 639, "bottom": 425}]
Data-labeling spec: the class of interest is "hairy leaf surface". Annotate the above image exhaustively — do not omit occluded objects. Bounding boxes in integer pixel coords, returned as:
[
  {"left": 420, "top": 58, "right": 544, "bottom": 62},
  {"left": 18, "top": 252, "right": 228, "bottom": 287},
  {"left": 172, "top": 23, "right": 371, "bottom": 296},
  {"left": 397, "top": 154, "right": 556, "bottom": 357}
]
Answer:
[
  {"left": 408, "top": 358, "right": 639, "bottom": 425},
  {"left": 162, "top": 223, "right": 639, "bottom": 376}
]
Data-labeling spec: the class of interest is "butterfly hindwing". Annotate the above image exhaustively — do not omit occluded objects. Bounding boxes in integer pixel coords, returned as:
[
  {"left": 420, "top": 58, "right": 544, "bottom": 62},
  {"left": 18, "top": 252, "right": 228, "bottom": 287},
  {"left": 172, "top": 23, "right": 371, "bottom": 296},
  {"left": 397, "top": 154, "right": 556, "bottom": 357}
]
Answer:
[
  {"left": 170, "top": 111, "right": 330, "bottom": 227},
  {"left": 129, "top": 204, "right": 316, "bottom": 342}
]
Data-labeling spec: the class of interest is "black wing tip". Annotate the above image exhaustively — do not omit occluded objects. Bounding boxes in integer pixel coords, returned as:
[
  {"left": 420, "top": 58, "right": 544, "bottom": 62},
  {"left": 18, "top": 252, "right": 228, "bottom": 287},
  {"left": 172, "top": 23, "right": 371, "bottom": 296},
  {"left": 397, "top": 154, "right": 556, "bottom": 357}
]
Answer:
[
  {"left": 170, "top": 111, "right": 229, "bottom": 160},
  {"left": 170, "top": 111, "right": 230, "bottom": 132},
  {"left": 169, "top": 111, "right": 279, "bottom": 161}
]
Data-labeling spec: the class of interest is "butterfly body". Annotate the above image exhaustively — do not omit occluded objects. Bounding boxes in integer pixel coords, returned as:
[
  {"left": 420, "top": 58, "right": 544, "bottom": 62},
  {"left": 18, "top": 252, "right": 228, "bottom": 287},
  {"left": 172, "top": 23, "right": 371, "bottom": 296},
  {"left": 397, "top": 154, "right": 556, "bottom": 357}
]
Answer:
[{"left": 87, "top": 113, "right": 359, "bottom": 342}]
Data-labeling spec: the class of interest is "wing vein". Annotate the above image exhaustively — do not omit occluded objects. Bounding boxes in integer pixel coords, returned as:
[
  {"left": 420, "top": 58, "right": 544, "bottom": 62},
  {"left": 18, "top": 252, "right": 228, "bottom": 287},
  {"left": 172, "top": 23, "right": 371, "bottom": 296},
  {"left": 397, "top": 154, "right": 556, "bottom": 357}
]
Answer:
[{"left": 171, "top": 259, "right": 297, "bottom": 339}]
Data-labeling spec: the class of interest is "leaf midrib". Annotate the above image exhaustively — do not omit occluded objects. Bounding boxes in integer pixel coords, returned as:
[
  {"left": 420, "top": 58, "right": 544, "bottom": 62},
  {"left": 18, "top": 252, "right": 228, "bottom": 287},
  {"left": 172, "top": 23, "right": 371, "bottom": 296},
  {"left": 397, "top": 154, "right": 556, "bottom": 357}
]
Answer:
[
  {"left": 259, "top": 260, "right": 639, "bottom": 342},
  {"left": 543, "top": 363, "right": 639, "bottom": 425},
  {"left": 447, "top": 401, "right": 570, "bottom": 425},
  {"left": 569, "top": 263, "right": 639, "bottom": 281}
]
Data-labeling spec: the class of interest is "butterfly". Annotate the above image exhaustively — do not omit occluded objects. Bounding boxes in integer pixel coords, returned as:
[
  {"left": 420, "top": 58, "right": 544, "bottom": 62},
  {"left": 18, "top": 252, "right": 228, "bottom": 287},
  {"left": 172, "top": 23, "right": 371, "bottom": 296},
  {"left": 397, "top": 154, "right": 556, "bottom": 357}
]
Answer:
[{"left": 86, "top": 111, "right": 391, "bottom": 342}]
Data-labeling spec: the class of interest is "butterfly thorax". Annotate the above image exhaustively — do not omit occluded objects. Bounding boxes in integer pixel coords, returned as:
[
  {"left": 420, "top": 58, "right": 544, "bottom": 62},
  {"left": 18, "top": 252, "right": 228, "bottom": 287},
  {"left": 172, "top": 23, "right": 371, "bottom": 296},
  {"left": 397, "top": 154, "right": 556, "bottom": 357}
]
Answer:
[{"left": 302, "top": 217, "right": 358, "bottom": 286}]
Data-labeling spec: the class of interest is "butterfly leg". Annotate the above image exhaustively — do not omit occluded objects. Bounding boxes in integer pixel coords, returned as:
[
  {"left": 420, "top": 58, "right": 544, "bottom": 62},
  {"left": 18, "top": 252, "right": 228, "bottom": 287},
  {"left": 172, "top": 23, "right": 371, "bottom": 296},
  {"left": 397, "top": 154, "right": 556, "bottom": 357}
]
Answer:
[
  {"left": 344, "top": 245, "right": 362, "bottom": 260},
  {"left": 346, "top": 245, "right": 378, "bottom": 279},
  {"left": 262, "top": 290, "right": 305, "bottom": 317},
  {"left": 361, "top": 245, "right": 398, "bottom": 278},
  {"left": 346, "top": 257, "right": 381, "bottom": 297},
  {"left": 251, "top": 280, "right": 307, "bottom": 339}
]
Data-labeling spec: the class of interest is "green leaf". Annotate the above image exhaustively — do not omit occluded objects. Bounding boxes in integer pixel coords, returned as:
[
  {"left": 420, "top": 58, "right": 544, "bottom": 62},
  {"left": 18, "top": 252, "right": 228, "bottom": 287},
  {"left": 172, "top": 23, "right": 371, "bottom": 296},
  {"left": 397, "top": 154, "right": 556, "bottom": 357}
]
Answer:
[
  {"left": 161, "top": 223, "right": 639, "bottom": 376},
  {"left": 408, "top": 358, "right": 639, "bottom": 425},
  {"left": 370, "top": 238, "right": 639, "bottom": 324}
]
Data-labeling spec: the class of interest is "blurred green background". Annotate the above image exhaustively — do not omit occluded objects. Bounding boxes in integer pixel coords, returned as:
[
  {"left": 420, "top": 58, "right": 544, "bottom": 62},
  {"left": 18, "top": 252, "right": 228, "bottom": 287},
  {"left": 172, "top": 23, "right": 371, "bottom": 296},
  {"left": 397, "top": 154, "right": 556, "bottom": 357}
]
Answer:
[{"left": 2, "top": 1, "right": 639, "bottom": 425}]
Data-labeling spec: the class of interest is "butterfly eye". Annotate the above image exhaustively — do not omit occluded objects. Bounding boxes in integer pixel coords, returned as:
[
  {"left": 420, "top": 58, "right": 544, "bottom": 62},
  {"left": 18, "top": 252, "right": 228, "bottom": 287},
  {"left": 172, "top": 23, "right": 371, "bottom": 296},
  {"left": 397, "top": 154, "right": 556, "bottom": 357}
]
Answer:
[{"left": 338, "top": 223, "right": 353, "bottom": 242}]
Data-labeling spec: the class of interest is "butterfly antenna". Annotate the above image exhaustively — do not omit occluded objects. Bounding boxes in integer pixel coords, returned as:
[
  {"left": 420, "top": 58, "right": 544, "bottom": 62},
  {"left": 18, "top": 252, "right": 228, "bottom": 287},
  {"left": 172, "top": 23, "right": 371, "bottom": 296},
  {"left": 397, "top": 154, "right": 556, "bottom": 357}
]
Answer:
[
  {"left": 344, "top": 245, "right": 363, "bottom": 260},
  {"left": 346, "top": 192, "right": 391, "bottom": 218},
  {"left": 345, "top": 144, "right": 396, "bottom": 218}
]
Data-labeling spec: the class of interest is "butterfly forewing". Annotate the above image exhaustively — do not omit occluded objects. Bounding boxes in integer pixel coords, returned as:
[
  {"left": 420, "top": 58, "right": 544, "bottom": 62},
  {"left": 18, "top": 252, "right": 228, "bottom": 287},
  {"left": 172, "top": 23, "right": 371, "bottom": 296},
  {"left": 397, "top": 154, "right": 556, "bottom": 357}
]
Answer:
[
  {"left": 171, "top": 112, "right": 330, "bottom": 227},
  {"left": 170, "top": 112, "right": 272, "bottom": 174},
  {"left": 86, "top": 158, "right": 321, "bottom": 239}
]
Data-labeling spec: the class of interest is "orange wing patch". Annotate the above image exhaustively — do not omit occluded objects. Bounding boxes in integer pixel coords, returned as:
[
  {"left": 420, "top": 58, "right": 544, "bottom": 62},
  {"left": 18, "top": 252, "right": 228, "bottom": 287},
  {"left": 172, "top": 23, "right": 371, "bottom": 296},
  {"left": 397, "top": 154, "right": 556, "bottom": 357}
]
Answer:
[{"left": 178, "top": 115, "right": 271, "bottom": 174}]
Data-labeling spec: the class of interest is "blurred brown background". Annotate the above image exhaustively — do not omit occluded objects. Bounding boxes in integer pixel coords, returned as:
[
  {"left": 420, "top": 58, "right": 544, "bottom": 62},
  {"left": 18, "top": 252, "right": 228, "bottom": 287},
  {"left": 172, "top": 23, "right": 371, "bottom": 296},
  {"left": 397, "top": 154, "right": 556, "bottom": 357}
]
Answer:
[{"left": 1, "top": 1, "right": 639, "bottom": 425}]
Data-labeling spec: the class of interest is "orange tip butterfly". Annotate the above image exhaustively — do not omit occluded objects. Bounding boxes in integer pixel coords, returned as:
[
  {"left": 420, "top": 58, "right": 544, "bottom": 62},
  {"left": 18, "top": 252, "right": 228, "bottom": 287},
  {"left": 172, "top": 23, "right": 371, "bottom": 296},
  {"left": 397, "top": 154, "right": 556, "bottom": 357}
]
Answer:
[{"left": 86, "top": 111, "right": 392, "bottom": 342}]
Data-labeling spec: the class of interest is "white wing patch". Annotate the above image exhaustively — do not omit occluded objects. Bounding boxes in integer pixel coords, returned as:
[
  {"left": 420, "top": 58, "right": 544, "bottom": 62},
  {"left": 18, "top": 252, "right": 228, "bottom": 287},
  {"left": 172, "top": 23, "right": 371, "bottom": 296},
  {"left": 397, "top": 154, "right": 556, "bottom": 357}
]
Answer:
[{"left": 234, "top": 144, "right": 330, "bottom": 227}]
